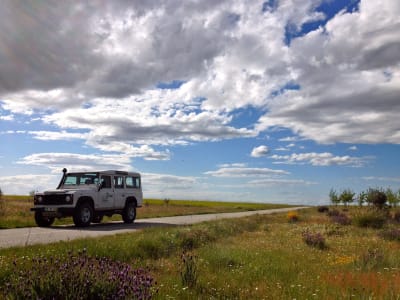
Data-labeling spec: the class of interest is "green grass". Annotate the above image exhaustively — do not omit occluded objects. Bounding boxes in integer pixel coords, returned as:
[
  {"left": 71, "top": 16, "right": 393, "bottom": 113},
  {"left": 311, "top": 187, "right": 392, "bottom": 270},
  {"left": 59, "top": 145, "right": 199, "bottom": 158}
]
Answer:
[
  {"left": 2, "top": 207, "right": 400, "bottom": 299},
  {"left": 0, "top": 195, "right": 293, "bottom": 229}
]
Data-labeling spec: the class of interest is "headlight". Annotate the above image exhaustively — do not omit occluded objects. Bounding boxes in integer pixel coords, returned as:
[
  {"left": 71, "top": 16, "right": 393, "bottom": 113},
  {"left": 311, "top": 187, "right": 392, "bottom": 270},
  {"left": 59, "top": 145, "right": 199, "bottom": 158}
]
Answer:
[
  {"left": 65, "top": 195, "right": 72, "bottom": 203},
  {"left": 37, "top": 196, "right": 43, "bottom": 203}
]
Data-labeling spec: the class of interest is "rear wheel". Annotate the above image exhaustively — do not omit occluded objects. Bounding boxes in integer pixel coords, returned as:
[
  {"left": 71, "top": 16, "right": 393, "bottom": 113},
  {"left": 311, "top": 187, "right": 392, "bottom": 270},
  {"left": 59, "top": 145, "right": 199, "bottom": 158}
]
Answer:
[
  {"left": 73, "top": 202, "right": 93, "bottom": 227},
  {"left": 34, "top": 211, "right": 55, "bottom": 227},
  {"left": 122, "top": 201, "right": 136, "bottom": 223}
]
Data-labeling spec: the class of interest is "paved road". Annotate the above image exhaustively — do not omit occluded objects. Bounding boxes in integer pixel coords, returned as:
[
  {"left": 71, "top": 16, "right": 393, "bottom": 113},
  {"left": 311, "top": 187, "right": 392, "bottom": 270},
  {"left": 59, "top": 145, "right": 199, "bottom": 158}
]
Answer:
[{"left": 0, "top": 207, "right": 306, "bottom": 249}]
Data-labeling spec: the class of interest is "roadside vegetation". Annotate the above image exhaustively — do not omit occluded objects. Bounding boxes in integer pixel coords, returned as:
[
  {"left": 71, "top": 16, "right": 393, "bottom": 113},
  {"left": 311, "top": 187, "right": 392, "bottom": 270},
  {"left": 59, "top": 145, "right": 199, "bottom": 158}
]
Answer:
[
  {"left": 0, "top": 195, "right": 291, "bottom": 229},
  {"left": 2, "top": 203, "right": 400, "bottom": 298}
]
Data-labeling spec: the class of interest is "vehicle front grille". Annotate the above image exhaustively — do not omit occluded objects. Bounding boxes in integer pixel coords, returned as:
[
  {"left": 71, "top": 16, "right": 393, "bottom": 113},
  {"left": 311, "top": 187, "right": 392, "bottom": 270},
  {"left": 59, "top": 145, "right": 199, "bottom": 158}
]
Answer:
[{"left": 41, "top": 194, "right": 69, "bottom": 205}]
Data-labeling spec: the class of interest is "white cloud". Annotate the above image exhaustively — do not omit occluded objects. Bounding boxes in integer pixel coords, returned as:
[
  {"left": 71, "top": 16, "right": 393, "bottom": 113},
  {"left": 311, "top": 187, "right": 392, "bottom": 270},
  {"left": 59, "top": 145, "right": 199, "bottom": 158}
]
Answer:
[
  {"left": 205, "top": 166, "right": 289, "bottom": 177},
  {"left": 257, "top": 0, "right": 400, "bottom": 144},
  {"left": 251, "top": 145, "right": 270, "bottom": 157},
  {"left": 362, "top": 176, "right": 400, "bottom": 183},
  {"left": 348, "top": 146, "right": 358, "bottom": 151},
  {"left": 270, "top": 152, "right": 368, "bottom": 167},
  {"left": 0, "top": 174, "right": 58, "bottom": 195},
  {"left": 28, "top": 130, "right": 88, "bottom": 141},
  {"left": 247, "top": 178, "right": 316, "bottom": 186},
  {"left": 0, "top": 0, "right": 399, "bottom": 153},
  {"left": 17, "top": 153, "right": 134, "bottom": 172}
]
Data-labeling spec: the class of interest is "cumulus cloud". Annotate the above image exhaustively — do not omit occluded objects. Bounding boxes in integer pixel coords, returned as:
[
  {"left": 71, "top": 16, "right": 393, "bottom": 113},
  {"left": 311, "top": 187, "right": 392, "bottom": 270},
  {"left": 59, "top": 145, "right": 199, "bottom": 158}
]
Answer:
[
  {"left": 0, "top": 174, "right": 58, "bottom": 194},
  {"left": 270, "top": 152, "right": 368, "bottom": 166},
  {"left": 17, "top": 153, "right": 134, "bottom": 172},
  {"left": 251, "top": 145, "right": 270, "bottom": 157},
  {"left": 257, "top": 0, "right": 400, "bottom": 144},
  {"left": 1, "top": 0, "right": 399, "bottom": 154}
]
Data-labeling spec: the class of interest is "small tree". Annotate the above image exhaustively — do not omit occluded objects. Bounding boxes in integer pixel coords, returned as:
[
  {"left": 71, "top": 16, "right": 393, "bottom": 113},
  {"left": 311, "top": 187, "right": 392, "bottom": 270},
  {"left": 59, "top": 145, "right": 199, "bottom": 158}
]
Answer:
[
  {"left": 329, "top": 189, "right": 340, "bottom": 206},
  {"left": 357, "top": 191, "right": 367, "bottom": 207},
  {"left": 339, "top": 189, "right": 355, "bottom": 207},
  {"left": 366, "top": 188, "right": 387, "bottom": 210},
  {"left": 386, "top": 188, "right": 399, "bottom": 208}
]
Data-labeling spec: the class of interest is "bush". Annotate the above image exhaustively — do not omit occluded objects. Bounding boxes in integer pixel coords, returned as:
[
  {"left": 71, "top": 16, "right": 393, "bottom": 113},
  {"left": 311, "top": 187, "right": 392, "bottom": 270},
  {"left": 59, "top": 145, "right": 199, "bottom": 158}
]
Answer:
[
  {"left": 4, "top": 249, "right": 156, "bottom": 299},
  {"left": 327, "top": 209, "right": 340, "bottom": 217},
  {"left": 317, "top": 206, "right": 329, "bottom": 213},
  {"left": 378, "top": 228, "right": 400, "bottom": 241},
  {"left": 302, "top": 229, "right": 327, "bottom": 250},
  {"left": 353, "top": 210, "right": 387, "bottom": 229},
  {"left": 330, "top": 212, "right": 351, "bottom": 225},
  {"left": 287, "top": 211, "right": 299, "bottom": 222}
]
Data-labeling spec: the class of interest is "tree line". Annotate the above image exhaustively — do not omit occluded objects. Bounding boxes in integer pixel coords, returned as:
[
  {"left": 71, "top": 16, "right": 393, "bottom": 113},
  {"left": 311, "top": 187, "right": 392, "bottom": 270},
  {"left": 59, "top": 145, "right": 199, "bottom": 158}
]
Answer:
[{"left": 329, "top": 187, "right": 400, "bottom": 208}]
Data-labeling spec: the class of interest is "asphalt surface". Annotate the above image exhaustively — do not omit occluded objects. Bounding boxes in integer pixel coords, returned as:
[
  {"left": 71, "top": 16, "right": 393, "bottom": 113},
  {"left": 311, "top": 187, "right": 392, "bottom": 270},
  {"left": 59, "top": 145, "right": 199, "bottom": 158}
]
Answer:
[{"left": 0, "top": 207, "right": 306, "bottom": 249}]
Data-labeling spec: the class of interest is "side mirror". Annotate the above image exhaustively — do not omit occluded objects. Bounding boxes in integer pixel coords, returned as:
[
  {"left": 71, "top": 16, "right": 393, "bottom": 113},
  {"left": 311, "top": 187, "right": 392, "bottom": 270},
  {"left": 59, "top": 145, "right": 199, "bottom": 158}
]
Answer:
[{"left": 98, "top": 181, "right": 105, "bottom": 191}]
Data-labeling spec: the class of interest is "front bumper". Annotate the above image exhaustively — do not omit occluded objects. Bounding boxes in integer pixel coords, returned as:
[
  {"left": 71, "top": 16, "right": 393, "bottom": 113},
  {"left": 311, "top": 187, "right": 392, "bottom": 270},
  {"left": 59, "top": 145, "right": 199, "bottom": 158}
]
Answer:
[{"left": 31, "top": 207, "right": 75, "bottom": 218}]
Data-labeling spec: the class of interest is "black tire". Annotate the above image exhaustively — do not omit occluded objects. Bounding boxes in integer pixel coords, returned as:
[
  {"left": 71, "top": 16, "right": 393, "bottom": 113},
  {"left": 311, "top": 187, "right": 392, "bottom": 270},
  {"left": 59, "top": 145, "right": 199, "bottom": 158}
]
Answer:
[
  {"left": 34, "top": 211, "right": 55, "bottom": 227},
  {"left": 122, "top": 201, "right": 136, "bottom": 224},
  {"left": 92, "top": 215, "right": 103, "bottom": 223},
  {"left": 73, "top": 202, "right": 93, "bottom": 227}
]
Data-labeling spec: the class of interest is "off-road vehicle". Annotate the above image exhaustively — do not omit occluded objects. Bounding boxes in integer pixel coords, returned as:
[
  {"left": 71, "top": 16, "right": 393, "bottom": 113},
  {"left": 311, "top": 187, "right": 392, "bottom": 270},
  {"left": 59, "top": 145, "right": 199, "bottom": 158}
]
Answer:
[{"left": 31, "top": 169, "right": 143, "bottom": 227}]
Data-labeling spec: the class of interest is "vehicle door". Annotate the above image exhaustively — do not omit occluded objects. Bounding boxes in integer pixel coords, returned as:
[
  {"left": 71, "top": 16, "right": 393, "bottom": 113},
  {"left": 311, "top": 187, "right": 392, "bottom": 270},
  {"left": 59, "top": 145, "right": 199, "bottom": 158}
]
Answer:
[
  {"left": 98, "top": 175, "right": 114, "bottom": 209},
  {"left": 113, "top": 175, "right": 126, "bottom": 209}
]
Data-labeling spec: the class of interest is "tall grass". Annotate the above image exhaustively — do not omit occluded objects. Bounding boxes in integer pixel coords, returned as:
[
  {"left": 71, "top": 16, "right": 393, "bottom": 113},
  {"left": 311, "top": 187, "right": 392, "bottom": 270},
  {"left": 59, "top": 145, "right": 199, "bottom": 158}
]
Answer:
[{"left": 2, "top": 207, "right": 400, "bottom": 298}]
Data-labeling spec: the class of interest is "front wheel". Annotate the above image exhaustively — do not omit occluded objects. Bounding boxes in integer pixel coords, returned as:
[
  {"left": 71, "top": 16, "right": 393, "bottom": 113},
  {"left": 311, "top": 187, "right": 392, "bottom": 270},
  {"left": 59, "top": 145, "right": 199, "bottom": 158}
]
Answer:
[
  {"left": 34, "top": 211, "right": 55, "bottom": 227},
  {"left": 122, "top": 201, "right": 136, "bottom": 224},
  {"left": 73, "top": 202, "right": 93, "bottom": 227}
]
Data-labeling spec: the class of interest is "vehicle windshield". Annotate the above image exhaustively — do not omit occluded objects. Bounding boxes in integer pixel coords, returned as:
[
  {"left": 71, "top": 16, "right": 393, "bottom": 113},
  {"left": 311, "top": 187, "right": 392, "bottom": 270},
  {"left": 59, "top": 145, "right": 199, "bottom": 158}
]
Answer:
[{"left": 62, "top": 173, "right": 100, "bottom": 186}]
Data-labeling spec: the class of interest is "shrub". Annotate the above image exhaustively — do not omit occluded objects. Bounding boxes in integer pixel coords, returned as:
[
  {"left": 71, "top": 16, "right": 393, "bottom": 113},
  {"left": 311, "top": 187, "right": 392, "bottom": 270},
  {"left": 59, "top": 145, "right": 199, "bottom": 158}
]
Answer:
[
  {"left": 4, "top": 249, "right": 156, "bottom": 299},
  {"left": 330, "top": 212, "right": 351, "bottom": 225},
  {"left": 302, "top": 229, "right": 327, "bottom": 250},
  {"left": 287, "top": 211, "right": 299, "bottom": 222},
  {"left": 353, "top": 210, "right": 387, "bottom": 229},
  {"left": 317, "top": 206, "right": 329, "bottom": 213},
  {"left": 378, "top": 228, "right": 400, "bottom": 241},
  {"left": 327, "top": 209, "right": 340, "bottom": 217}
]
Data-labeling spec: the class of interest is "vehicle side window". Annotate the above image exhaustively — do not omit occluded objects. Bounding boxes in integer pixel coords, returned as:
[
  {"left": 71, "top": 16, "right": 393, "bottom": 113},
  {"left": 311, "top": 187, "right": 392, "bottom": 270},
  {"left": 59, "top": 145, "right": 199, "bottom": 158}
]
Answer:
[
  {"left": 126, "top": 177, "right": 134, "bottom": 188},
  {"left": 126, "top": 176, "right": 141, "bottom": 188},
  {"left": 100, "top": 175, "right": 111, "bottom": 189},
  {"left": 114, "top": 176, "right": 124, "bottom": 189}
]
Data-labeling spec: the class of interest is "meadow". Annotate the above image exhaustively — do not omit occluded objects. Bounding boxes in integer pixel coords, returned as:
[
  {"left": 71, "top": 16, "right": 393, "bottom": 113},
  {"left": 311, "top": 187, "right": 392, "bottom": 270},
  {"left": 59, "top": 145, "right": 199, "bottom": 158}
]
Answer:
[
  {"left": 0, "top": 195, "right": 290, "bottom": 229},
  {"left": 1, "top": 204, "right": 400, "bottom": 299}
]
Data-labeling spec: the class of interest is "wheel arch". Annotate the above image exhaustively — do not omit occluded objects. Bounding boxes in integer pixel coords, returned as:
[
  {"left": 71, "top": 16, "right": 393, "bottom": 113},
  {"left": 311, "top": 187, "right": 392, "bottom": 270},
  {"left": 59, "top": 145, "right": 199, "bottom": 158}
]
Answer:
[
  {"left": 125, "top": 196, "right": 137, "bottom": 207},
  {"left": 76, "top": 196, "right": 94, "bottom": 209}
]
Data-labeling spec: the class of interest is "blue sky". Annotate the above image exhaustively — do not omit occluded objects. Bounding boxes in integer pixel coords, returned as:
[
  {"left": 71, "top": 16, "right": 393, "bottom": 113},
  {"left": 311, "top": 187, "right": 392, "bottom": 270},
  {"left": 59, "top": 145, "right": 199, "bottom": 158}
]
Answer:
[{"left": 1, "top": 0, "right": 400, "bottom": 205}]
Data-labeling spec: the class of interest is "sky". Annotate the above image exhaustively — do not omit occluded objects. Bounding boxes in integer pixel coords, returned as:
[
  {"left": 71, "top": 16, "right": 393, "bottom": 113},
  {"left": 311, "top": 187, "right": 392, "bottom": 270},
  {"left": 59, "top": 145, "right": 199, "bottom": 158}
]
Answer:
[{"left": 0, "top": 0, "right": 399, "bottom": 205}]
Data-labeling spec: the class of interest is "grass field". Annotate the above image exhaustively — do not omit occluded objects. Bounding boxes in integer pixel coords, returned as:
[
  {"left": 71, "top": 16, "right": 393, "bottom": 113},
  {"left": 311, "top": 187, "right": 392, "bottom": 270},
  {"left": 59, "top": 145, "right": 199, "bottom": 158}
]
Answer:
[
  {"left": 0, "top": 195, "right": 292, "bottom": 229},
  {"left": 1, "top": 206, "right": 400, "bottom": 299}
]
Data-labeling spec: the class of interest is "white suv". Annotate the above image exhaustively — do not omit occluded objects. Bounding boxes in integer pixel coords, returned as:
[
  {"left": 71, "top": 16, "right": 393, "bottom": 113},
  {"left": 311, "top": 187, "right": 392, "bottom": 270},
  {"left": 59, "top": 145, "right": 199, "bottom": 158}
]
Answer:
[{"left": 31, "top": 169, "right": 143, "bottom": 227}]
